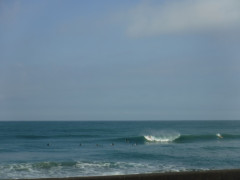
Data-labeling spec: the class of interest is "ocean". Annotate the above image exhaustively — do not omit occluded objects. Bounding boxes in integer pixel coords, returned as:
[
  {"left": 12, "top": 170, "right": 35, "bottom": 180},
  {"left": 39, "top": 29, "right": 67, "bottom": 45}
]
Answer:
[{"left": 0, "top": 120, "right": 240, "bottom": 179}]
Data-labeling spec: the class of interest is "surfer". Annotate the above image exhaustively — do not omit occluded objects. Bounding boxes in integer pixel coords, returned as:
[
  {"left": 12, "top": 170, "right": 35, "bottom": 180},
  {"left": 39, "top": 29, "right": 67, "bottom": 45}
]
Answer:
[{"left": 216, "top": 133, "right": 223, "bottom": 139}]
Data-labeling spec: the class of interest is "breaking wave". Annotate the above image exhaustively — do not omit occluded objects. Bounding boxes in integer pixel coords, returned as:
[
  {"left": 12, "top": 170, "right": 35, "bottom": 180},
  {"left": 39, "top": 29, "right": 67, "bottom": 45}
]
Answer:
[
  {"left": 0, "top": 161, "right": 186, "bottom": 179},
  {"left": 144, "top": 134, "right": 180, "bottom": 142},
  {"left": 141, "top": 133, "right": 240, "bottom": 143}
]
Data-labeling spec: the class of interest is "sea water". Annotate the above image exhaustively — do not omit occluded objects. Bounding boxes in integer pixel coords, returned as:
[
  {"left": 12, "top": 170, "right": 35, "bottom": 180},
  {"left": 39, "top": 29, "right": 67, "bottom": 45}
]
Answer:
[{"left": 0, "top": 120, "right": 240, "bottom": 179}]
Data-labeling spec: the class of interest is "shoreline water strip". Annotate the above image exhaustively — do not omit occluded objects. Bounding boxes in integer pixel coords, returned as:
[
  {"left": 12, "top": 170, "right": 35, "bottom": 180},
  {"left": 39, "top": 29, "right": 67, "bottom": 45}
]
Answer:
[{"left": 20, "top": 169, "right": 240, "bottom": 180}]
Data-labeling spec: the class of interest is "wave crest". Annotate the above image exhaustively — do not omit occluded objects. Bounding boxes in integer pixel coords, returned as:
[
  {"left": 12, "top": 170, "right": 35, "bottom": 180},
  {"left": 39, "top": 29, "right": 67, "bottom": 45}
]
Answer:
[{"left": 144, "top": 131, "right": 180, "bottom": 142}]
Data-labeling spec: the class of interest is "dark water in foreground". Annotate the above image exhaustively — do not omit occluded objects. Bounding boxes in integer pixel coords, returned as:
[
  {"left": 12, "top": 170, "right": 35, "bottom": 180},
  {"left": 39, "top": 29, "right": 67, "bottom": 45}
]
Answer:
[{"left": 0, "top": 120, "right": 240, "bottom": 179}]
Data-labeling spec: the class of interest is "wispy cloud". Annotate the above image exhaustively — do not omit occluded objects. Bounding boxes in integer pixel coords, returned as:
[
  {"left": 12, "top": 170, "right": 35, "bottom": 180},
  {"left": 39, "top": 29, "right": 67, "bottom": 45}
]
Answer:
[{"left": 126, "top": 0, "right": 240, "bottom": 37}]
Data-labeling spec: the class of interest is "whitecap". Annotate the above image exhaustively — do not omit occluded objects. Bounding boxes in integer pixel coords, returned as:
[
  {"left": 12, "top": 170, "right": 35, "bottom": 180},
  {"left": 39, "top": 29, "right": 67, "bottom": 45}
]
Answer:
[{"left": 144, "top": 131, "right": 180, "bottom": 142}]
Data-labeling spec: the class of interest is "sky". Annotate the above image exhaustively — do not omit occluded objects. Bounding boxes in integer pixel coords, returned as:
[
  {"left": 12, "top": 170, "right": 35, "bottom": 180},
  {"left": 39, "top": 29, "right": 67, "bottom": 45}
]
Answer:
[{"left": 0, "top": 0, "right": 240, "bottom": 121}]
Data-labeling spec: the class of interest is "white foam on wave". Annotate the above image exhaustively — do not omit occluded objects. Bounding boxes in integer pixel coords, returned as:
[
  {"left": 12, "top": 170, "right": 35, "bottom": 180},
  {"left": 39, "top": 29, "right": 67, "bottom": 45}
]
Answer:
[
  {"left": 0, "top": 161, "right": 157, "bottom": 179},
  {"left": 144, "top": 131, "right": 180, "bottom": 142},
  {"left": 0, "top": 160, "right": 188, "bottom": 179}
]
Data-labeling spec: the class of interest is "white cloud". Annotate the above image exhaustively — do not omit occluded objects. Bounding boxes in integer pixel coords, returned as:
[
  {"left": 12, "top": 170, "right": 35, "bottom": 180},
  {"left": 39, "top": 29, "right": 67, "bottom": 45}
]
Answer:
[{"left": 126, "top": 0, "right": 240, "bottom": 37}]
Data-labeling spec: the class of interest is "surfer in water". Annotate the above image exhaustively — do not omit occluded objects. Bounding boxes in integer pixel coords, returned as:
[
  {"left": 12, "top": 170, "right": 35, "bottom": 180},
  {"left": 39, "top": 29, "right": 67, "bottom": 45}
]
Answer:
[{"left": 216, "top": 133, "right": 223, "bottom": 139}]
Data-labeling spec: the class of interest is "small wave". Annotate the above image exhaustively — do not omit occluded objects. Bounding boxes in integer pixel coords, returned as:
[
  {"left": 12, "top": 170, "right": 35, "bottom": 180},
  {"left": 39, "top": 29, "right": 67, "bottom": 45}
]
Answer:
[
  {"left": 175, "top": 134, "right": 215, "bottom": 143},
  {"left": 142, "top": 133, "right": 240, "bottom": 143},
  {"left": 117, "top": 131, "right": 181, "bottom": 144},
  {"left": 143, "top": 130, "right": 181, "bottom": 143},
  {"left": 144, "top": 134, "right": 180, "bottom": 143},
  {"left": 217, "top": 134, "right": 240, "bottom": 139},
  {"left": 175, "top": 133, "right": 240, "bottom": 143},
  {"left": 0, "top": 161, "right": 169, "bottom": 179}
]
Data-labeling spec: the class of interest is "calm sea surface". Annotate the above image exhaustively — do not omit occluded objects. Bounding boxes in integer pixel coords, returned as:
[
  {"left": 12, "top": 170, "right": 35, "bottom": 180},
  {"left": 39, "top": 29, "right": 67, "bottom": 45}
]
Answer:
[{"left": 0, "top": 121, "right": 240, "bottom": 179}]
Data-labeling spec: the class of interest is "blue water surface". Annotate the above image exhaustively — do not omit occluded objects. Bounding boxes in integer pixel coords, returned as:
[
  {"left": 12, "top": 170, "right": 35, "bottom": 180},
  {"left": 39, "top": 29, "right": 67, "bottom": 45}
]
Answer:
[{"left": 0, "top": 120, "right": 240, "bottom": 179}]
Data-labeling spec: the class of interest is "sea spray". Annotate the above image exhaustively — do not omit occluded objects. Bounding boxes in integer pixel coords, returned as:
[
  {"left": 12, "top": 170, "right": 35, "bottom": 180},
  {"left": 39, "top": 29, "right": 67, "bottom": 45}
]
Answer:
[
  {"left": 143, "top": 130, "right": 180, "bottom": 142},
  {"left": 0, "top": 161, "right": 179, "bottom": 179}
]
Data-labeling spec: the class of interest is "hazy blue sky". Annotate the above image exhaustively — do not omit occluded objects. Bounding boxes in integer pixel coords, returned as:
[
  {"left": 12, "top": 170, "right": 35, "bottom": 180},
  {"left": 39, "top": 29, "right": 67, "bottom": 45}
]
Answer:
[{"left": 1, "top": 0, "right": 240, "bottom": 120}]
